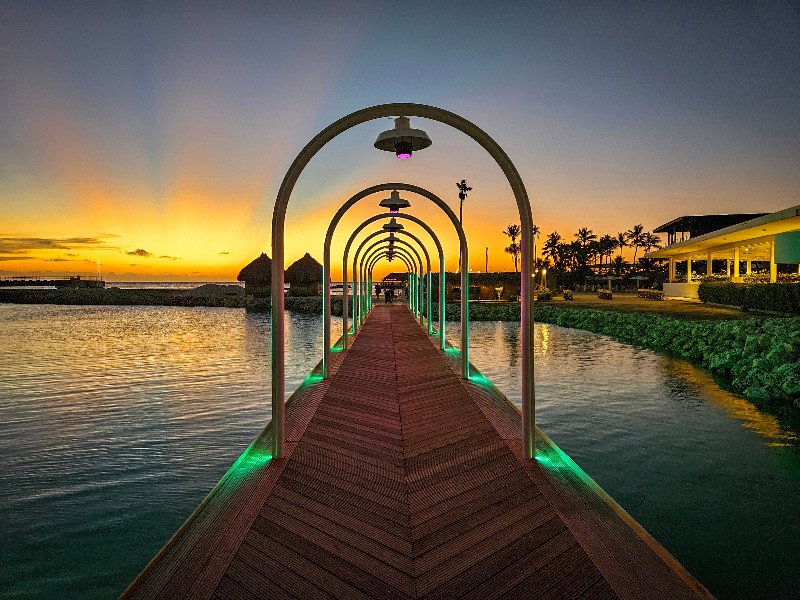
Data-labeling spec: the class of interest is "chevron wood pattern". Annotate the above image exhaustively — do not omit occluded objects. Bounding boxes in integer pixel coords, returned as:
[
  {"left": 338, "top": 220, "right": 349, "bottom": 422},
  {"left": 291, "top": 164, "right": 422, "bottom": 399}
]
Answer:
[{"left": 124, "top": 304, "right": 714, "bottom": 600}]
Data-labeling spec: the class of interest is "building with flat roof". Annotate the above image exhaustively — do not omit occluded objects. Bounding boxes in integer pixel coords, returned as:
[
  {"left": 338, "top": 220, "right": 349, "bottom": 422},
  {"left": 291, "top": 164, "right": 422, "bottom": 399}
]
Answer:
[{"left": 646, "top": 205, "right": 800, "bottom": 298}]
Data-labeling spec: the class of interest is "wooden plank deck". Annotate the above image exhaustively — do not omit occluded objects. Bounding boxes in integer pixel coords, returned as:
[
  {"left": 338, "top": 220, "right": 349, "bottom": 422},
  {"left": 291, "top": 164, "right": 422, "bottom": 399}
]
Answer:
[{"left": 122, "top": 304, "right": 715, "bottom": 599}]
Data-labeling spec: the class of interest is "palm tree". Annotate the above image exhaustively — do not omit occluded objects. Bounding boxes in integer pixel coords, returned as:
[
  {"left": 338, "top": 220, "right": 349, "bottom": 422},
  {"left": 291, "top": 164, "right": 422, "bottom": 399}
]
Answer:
[
  {"left": 598, "top": 234, "right": 615, "bottom": 268},
  {"left": 642, "top": 232, "right": 662, "bottom": 255},
  {"left": 626, "top": 224, "right": 645, "bottom": 263},
  {"left": 504, "top": 242, "right": 521, "bottom": 272},
  {"left": 616, "top": 232, "right": 628, "bottom": 259},
  {"left": 543, "top": 231, "right": 561, "bottom": 267},
  {"left": 532, "top": 223, "right": 540, "bottom": 261},
  {"left": 574, "top": 227, "right": 597, "bottom": 248},
  {"left": 502, "top": 224, "right": 521, "bottom": 272}
]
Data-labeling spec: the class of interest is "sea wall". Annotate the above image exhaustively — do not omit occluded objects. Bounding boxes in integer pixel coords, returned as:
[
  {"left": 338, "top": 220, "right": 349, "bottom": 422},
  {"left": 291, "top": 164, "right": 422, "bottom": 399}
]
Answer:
[{"left": 0, "top": 287, "right": 346, "bottom": 315}]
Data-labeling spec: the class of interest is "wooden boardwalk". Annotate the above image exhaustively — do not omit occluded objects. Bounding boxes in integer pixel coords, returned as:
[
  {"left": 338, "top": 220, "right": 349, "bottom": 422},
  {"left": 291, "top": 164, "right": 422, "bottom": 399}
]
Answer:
[{"left": 122, "top": 304, "right": 714, "bottom": 599}]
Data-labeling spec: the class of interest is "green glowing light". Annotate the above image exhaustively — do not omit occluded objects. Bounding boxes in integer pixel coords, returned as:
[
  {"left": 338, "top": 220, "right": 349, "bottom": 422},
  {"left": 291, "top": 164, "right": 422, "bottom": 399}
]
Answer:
[{"left": 302, "top": 373, "right": 324, "bottom": 386}]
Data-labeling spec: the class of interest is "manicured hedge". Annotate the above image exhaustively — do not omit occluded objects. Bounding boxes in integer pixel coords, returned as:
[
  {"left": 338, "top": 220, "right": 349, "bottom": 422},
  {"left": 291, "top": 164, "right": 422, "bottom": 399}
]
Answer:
[
  {"left": 698, "top": 282, "right": 800, "bottom": 314},
  {"left": 534, "top": 305, "right": 800, "bottom": 409}
]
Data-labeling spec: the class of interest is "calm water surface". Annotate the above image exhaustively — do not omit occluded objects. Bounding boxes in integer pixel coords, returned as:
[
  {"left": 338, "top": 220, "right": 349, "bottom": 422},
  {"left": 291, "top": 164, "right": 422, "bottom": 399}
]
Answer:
[{"left": 1, "top": 305, "right": 798, "bottom": 599}]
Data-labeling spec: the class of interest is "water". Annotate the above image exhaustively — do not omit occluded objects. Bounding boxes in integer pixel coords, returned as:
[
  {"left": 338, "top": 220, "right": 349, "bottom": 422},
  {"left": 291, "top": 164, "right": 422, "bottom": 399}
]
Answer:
[{"left": 0, "top": 306, "right": 798, "bottom": 599}]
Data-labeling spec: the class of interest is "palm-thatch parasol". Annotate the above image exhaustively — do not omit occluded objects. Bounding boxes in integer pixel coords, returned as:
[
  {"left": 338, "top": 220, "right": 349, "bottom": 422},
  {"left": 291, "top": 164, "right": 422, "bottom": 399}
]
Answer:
[
  {"left": 285, "top": 252, "right": 322, "bottom": 283},
  {"left": 237, "top": 252, "right": 272, "bottom": 284},
  {"left": 285, "top": 252, "right": 323, "bottom": 296}
]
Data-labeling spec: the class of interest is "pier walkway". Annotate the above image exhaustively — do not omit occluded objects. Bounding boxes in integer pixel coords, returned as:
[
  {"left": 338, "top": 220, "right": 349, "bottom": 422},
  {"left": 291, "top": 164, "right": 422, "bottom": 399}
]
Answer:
[{"left": 123, "top": 304, "right": 713, "bottom": 599}]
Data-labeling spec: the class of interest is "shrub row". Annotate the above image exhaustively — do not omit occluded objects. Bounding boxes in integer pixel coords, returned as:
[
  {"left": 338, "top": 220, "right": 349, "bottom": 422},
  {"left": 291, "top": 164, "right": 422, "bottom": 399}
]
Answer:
[
  {"left": 534, "top": 305, "right": 800, "bottom": 409},
  {"left": 698, "top": 282, "right": 800, "bottom": 314}
]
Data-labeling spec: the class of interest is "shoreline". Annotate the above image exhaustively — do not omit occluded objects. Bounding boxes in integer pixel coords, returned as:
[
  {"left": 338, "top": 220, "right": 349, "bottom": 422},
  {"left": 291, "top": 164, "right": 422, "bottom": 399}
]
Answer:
[{"left": 3, "top": 288, "right": 798, "bottom": 412}]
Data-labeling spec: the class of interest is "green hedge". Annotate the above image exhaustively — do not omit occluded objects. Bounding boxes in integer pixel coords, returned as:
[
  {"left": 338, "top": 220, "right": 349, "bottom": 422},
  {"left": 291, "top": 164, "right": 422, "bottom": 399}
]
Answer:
[
  {"left": 698, "top": 282, "right": 800, "bottom": 314},
  {"left": 534, "top": 305, "right": 800, "bottom": 409}
]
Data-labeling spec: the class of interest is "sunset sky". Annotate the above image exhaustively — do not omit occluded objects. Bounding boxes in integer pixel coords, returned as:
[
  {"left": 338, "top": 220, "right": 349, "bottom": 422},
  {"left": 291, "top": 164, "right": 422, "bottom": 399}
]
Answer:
[{"left": 1, "top": 1, "right": 798, "bottom": 280}]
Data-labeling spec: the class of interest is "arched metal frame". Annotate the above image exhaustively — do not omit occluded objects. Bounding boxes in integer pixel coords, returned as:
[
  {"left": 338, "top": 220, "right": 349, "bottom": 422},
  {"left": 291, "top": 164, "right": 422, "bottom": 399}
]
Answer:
[
  {"left": 342, "top": 212, "right": 464, "bottom": 372},
  {"left": 365, "top": 246, "right": 416, "bottom": 293},
  {"left": 364, "top": 250, "right": 414, "bottom": 314},
  {"left": 362, "top": 244, "right": 420, "bottom": 316},
  {"left": 357, "top": 237, "right": 425, "bottom": 327},
  {"left": 273, "top": 103, "right": 535, "bottom": 460},
  {"left": 323, "top": 183, "right": 464, "bottom": 374},
  {"left": 367, "top": 252, "right": 414, "bottom": 310},
  {"left": 343, "top": 227, "right": 438, "bottom": 353},
  {"left": 367, "top": 253, "right": 416, "bottom": 312},
  {"left": 354, "top": 235, "right": 419, "bottom": 325},
  {"left": 367, "top": 252, "right": 413, "bottom": 310}
]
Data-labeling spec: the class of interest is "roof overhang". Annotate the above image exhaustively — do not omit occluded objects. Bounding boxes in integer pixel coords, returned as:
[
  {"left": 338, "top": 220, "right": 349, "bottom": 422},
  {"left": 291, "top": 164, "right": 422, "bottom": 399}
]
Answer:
[{"left": 646, "top": 205, "right": 800, "bottom": 261}]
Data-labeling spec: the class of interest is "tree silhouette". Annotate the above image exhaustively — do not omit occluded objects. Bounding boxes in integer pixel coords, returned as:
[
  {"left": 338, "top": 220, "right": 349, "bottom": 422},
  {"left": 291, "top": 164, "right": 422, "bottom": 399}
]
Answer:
[
  {"left": 616, "top": 232, "right": 628, "bottom": 259},
  {"left": 626, "top": 224, "right": 645, "bottom": 264},
  {"left": 504, "top": 242, "right": 521, "bottom": 272},
  {"left": 502, "top": 224, "right": 521, "bottom": 272}
]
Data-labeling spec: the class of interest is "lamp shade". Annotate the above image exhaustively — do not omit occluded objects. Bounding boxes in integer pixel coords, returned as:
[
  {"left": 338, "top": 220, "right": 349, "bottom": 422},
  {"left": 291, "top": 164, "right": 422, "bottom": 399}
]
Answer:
[
  {"left": 379, "top": 190, "right": 411, "bottom": 213},
  {"left": 374, "top": 117, "right": 432, "bottom": 158},
  {"left": 382, "top": 217, "right": 404, "bottom": 233}
]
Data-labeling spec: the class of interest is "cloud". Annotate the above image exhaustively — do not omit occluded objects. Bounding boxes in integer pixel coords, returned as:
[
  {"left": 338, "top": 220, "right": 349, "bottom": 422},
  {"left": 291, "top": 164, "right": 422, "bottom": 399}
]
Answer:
[
  {"left": 0, "top": 236, "right": 120, "bottom": 255},
  {"left": 159, "top": 255, "right": 180, "bottom": 260},
  {"left": 219, "top": 251, "right": 230, "bottom": 255},
  {"left": 126, "top": 249, "right": 152, "bottom": 257},
  {"left": 45, "top": 257, "right": 71, "bottom": 262},
  {"left": 0, "top": 256, "right": 34, "bottom": 261}
]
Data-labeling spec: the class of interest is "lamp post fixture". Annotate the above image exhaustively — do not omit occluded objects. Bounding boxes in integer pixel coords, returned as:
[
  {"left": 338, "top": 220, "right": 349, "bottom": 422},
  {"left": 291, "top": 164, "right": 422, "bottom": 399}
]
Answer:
[
  {"left": 374, "top": 116, "right": 432, "bottom": 159},
  {"left": 379, "top": 190, "right": 411, "bottom": 214},
  {"left": 272, "top": 103, "right": 534, "bottom": 460}
]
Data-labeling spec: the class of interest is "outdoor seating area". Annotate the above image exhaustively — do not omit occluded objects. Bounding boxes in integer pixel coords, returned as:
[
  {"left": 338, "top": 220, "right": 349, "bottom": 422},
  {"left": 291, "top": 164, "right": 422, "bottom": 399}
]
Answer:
[
  {"left": 647, "top": 206, "right": 800, "bottom": 299},
  {"left": 638, "top": 289, "right": 666, "bottom": 301}
]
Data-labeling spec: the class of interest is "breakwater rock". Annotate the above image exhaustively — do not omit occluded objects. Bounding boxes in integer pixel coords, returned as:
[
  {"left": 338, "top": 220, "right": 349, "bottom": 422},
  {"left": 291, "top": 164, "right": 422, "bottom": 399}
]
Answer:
[
  {"left": 0, "top": 287, "right": 345, "bottom": 315},
  {"left": 534, "top": 305, "right": 800, "bottom": 410}
]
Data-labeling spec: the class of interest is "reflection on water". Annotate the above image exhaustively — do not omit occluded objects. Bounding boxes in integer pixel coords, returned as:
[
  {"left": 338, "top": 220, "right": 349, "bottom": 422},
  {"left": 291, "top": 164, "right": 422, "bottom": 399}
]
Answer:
[
  {"left": 0, "top": 305, "right": 340, "bottom": 599},
  {"left": 1, "top": 306, "right": 798, "bottom": 599},
  {"left": 450, "top": 320, "right": 800, "bottom": 600}
]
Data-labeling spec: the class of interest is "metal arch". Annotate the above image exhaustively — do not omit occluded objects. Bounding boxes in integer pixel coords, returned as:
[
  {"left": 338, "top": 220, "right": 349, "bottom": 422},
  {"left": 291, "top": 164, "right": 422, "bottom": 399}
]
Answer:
[
  {"left": 364, "top": 249, "right": 414, "bottom": 313},
  {"left": 352, "top": 233, "right": 425, "bottom": 324},
  {"left": 342, "top": 218, "right": 445, "bottom": 354},
  {"left": 396, "top": 230, "right": 433, "bottom": 332},
  {"left": 367, "top": 251, "right": 415, "bottom": 300},
  {"left": 368, "top": 252, "right": 415, "bottom": 309},
  {"left": 272, "top": 103, "right": 535, "bottom": 460},
  {"left": 358, "top": 238, "right": 424, "bottom": 326},
  {"left": 362, "top": 244, "right": 419, "bottom": 314},
  {"left": 342, "top": 212, "right": 459, "bottom": 367},
  {"left": 352, "top": 233, "right": 423, "bottom": 331},
  {"left": 323, "top": 182, "right": 462, "bottom": 366}
]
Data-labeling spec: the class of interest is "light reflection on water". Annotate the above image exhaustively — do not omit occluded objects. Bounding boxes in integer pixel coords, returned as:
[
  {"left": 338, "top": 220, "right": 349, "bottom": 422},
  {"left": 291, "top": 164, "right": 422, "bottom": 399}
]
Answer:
[
  {"left": 0, "top": 305, "right": 340, "bottom": 599},
  {"left": 0, "top": 306, "right": 798, "bottom": 599},
  {"left": 452, "top": 320, "right": 800, "bottom": 600}
]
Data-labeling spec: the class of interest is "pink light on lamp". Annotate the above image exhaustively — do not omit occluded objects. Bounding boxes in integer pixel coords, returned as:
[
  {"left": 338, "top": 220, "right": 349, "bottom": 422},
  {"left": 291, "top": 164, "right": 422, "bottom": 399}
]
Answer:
[{"left": 374, "top": 117, "right": 431, "bottom": 159}]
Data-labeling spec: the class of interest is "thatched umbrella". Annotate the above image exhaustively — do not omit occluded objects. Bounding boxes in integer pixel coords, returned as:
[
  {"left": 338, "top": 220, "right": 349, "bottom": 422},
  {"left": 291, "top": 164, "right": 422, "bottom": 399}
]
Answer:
[
  {"left": 237, "top": 253, "right": 272, "bottom": 297},
  {"left": 285, "top": 252, "right": 323, "bottom": 296},
  {"left": 238, "top": 252, "right": 272, "bottom": 284}
]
